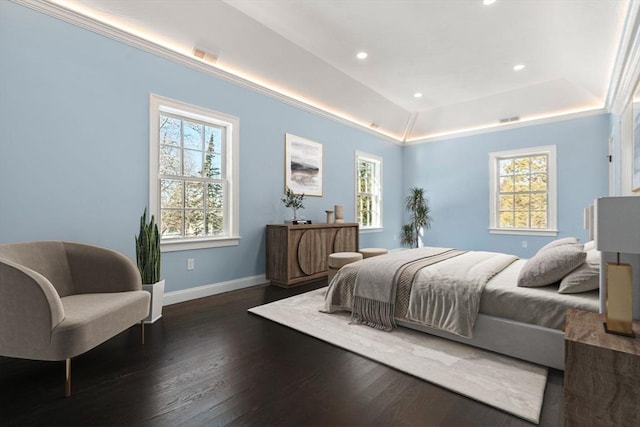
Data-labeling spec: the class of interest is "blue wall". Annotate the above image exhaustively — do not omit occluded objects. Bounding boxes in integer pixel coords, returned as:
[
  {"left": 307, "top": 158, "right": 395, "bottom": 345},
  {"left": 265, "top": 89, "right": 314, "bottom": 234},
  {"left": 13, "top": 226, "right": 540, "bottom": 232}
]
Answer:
[
  {"left": 0, "top": 2, "right": 404, "bottom": 292},
  {"left": 1, "top": 2, "right": 613, "bottom": 294},
  {"left": 403, "top": 115, "right": 611, "bottom": 257}
]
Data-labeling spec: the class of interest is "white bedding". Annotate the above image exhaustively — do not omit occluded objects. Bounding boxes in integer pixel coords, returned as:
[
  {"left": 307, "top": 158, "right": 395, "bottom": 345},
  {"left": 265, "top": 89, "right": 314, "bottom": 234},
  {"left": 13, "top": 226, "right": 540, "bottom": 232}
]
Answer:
[{"left": 480, "top": 259, "right": 599, "bottom": 330}]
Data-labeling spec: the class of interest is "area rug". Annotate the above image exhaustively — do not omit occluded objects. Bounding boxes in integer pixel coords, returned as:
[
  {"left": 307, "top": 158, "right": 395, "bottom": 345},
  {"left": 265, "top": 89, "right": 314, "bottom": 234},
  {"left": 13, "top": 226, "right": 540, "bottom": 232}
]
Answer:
[{"left": 249, "top": 287, "right": 548, "bottom": 424}]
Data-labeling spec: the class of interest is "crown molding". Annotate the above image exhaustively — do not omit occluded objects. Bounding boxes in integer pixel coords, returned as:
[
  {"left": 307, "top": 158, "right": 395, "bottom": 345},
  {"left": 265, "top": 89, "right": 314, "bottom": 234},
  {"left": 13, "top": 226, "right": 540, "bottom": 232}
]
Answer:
[
  {"left": 605, "top": 0, "right": 640, "bottom": 114},
  {"left": 11, "top": 0, "right": 403, "bottom": 145},
  {"left": 403, "top": 108, "right": 608, "bottom": 146}
]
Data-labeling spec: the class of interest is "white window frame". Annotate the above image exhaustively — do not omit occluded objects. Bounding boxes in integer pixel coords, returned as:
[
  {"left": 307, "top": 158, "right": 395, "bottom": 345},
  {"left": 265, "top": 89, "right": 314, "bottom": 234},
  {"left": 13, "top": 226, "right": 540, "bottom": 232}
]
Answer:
[
  {"left": 489, "top": 145, "right": 558, "bottom": 236},
  {"left": 150, "top": 94, "right": 240, "bottom": 251},
  {"left": 355, "top": 151, "right": 383, "bottom": 232}
]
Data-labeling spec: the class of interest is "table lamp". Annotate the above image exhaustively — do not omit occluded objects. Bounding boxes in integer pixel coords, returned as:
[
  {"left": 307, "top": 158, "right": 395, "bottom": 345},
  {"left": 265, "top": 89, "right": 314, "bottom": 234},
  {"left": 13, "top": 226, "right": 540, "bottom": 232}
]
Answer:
[{"left": 595, "top": 196, "right": 640, "bottom": 337}]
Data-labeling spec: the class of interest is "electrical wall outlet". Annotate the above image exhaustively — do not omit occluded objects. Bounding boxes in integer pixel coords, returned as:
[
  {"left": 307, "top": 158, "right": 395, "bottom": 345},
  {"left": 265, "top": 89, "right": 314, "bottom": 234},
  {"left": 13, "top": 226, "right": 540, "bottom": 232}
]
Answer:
[
  {"left": 522, "top": 240, "right": 528, "bottom": 248},
  {"left": 187, "top": 258, "right": 195, "bottom": 270}
]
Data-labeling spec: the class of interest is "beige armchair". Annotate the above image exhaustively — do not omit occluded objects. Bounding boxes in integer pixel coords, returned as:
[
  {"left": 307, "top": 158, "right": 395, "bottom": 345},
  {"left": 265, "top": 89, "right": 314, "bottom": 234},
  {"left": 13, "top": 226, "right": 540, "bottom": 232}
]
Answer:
[{"left": 0, "top": 241, "right": 150, "bottom": 396}]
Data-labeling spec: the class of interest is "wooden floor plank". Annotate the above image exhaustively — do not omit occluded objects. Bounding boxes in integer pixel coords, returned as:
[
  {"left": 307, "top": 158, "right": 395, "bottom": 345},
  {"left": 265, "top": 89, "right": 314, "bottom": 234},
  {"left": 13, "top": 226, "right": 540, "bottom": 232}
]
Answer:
[{"left": 0, "top": 280, "right": 562, "bottom": 426}]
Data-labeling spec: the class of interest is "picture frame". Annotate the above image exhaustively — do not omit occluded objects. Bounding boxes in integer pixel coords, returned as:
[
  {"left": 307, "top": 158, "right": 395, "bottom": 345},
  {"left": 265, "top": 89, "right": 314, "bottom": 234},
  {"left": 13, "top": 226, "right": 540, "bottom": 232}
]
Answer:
[{"left": 285, "top": 133, "right": 323, "bottom": 197}]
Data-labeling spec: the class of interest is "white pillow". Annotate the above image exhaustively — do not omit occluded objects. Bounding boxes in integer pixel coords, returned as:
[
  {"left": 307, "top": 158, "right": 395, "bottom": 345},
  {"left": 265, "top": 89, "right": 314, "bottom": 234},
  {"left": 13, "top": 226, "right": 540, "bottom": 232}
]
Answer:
[
  {"left": 518, "top": 245, "right": 586, "bottom": 288},
  {"left": 558, "top": 249, "right": 600, "bottom": 294},
  {"left": 583, "top": 240, "right": 595, "bottom": 251}
]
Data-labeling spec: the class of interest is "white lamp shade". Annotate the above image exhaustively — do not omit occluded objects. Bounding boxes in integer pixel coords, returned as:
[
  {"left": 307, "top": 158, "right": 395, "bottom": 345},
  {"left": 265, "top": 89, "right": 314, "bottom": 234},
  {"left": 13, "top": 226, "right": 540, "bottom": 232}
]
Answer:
[{"left": 594, "top": 196, "right": 640, "bottom": 254}]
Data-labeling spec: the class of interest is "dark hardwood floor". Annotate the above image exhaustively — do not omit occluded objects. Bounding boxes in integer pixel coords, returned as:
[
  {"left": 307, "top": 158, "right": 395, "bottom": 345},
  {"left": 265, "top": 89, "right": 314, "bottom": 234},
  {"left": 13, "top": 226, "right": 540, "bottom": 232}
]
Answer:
[{"left": 0, "top": 281, "right": 564, "bottom": 426}]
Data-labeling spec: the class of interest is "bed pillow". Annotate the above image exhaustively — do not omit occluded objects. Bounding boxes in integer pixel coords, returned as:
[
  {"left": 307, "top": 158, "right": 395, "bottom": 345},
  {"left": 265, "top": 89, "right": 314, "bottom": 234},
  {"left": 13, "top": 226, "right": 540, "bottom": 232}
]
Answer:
[
  {"left": 558, "top": 249, "right": 600, "bottom": 294},
  {"left": 518, "top": 245, "right": 586, "bottom": 288},
  {"left": 536, "top": 237, "right": 580, "bottom": 255},
  {"left": 583, "top": 240, "right": 595, "bottom": 252}
]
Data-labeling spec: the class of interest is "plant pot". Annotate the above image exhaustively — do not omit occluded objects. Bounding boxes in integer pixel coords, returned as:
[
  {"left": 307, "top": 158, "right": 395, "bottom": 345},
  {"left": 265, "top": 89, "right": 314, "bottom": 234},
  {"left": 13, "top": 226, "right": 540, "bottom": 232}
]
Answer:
[{"left": 142, "top": 279, "right": 165, "bottom": 323}]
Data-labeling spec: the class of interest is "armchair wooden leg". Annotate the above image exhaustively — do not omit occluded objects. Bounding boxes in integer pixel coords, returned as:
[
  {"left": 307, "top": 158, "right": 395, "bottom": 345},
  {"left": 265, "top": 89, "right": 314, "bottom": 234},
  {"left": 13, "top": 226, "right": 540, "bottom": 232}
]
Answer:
[
  {"left": 141, "top": 320, "right": 145, "bottom": 345},
  {"left": 65, "top": 358, "right": 71, "bottom": 397}
]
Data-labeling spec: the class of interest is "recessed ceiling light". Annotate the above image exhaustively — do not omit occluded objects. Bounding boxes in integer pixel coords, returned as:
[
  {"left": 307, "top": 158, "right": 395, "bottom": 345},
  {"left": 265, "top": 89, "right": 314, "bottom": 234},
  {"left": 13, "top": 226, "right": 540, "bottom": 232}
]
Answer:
[
  {"left": 483, "top": 0, "right": 496, "bottom": 5},
  {"left": 513, "top": 64, "right": 525, "bottom": 71},
  {"left": 414, "top": 92, "right": 423, "bottom": 98},
  {"left": 356, "top": 52, "right": 368, "bottom": 60}
]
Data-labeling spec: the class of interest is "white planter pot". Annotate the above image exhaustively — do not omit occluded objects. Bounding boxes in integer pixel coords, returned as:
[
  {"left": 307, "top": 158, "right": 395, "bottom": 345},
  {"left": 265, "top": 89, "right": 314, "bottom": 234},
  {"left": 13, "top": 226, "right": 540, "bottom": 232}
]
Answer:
[{"left": 142, "top": 279, "right": 165, "bottom": 323}]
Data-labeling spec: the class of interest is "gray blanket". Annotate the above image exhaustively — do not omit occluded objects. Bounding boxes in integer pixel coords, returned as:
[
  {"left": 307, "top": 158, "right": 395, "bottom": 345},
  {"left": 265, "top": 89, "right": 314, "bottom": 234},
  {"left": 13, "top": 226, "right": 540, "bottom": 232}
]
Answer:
[
  {"left": 407, "top": 251, "right": 518, "bottom": 337},
  {"left": 324, "top": 247, "right": 518, "bottom": 337},
  {"left": 351, "top": 248, "right": 463, "bottom": 330}
]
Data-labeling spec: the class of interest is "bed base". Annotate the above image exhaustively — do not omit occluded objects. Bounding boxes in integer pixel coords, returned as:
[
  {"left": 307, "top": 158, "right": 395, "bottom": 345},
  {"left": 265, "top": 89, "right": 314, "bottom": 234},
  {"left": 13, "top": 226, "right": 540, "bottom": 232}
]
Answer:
[{"left": 397, "top": 314, "right": 565, "bottom": 370}]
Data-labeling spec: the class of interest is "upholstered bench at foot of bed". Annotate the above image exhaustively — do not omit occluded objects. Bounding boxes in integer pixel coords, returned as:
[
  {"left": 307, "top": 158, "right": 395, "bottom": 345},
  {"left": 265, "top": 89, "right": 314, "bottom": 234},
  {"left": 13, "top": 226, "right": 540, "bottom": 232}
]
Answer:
[{"left": 328, "top": 252, "right": 363, "bottom": 284}]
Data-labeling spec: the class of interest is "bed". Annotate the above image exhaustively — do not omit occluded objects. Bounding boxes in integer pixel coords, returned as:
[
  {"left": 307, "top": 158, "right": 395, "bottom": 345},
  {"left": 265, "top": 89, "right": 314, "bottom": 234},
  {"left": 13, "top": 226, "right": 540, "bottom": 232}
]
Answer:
[{"left": 323, "top": 242, "right": 600, "bottom": 370}]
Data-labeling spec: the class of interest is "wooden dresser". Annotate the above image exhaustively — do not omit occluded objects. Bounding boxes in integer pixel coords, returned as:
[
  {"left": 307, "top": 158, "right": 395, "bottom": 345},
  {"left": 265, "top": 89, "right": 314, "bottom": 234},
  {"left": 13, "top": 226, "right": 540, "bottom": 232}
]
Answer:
[
  {"left": 564, "top": 308, "right": 640, "bottom": 426},
  {"left": 266, "top": 223, "right": 359, "bottom": 287}
]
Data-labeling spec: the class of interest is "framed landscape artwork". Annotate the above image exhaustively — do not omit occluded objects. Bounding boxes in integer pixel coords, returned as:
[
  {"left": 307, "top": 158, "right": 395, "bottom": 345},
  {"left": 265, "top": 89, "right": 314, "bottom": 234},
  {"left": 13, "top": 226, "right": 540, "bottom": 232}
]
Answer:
[{"left": 285, "top": 133, "right": 323, "bottom": 196}]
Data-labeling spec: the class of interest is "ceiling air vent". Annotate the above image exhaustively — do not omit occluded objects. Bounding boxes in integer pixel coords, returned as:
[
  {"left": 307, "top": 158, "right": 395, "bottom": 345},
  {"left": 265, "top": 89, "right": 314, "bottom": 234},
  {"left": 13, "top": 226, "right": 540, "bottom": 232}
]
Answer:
[
  {"left": 499, "top": 116, "right": 520, "bottom": 124},
  {"left": 192, "top": 48, "right": 218, "bottom": 64}
]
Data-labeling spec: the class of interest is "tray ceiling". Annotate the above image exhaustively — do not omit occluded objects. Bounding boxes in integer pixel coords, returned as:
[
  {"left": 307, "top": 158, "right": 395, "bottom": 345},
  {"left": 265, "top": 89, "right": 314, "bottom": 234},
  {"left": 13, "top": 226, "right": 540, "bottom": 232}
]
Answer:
[{"left": 48, "top": 0, "right": 631, "bottom": 142}]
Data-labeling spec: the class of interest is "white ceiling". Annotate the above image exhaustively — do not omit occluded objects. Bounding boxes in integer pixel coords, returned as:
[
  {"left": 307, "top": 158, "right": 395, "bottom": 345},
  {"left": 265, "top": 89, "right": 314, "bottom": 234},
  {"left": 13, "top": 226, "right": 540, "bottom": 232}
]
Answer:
[{"left": 51, "top": 0, "right": 631, "bottom": 142}]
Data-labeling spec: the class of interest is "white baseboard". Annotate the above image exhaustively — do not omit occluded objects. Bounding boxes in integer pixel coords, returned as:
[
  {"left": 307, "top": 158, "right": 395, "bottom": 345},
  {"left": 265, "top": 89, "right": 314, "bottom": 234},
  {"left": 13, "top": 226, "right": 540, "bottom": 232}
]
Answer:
[{"left": 162, "top": 274, "right": 267, "bottom": 306}]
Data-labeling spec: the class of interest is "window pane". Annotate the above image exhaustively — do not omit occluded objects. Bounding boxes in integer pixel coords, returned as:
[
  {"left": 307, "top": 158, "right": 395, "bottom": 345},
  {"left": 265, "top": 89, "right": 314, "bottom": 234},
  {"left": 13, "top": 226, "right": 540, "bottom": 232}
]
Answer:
[
  {"left": 499, "top": 212, "right": 514, "bottom": 227},
  {"left": 514, "top": 174, "right": 530, "bottom": 192},
  {"left": 161, "top": 179, "right": 183, "bottom": 208},
  {"left": 499, "top": 159, "right": 513, "bottom": 176},
  {"left": 531, "top": 174, "right": 547, "bottom": 191},
  {"left": 204, "top": 149, "right": 222, "bottom": 179},
  {"left": 183, "top": 149, "right": 203, "bottom": 177},
  {"left": 185, "top": 181, "right": 204, "bottom": 208},
  {"left": 513, "top": 157, "right": 530, "bottom": 174},
  {"left": 206, "top": 211, "right": 224, "bottom": 235},
  {"left": 185, "top": 210, "right": 205, "bottom": 237},
  {"left": 515, "top": 194, "right": 530, "bottom": 210},
  {"left": 531, "top": 211, "right": 547, "bottom": 228},
  {"left": 514, "top": 211, "right": 529, "bottom": 228},
  {"left": 159, "top": 116, "right": 181, "bottom": 146},
  {"left": 160, "top": 146, "right": 181, "bottom": 176},
  {"left": 530, "top": 156, "right": 547, "bottom": 173},
  {"left": 530, "top": 193, "right": 546, "bottom": 210},
  {"left": 206, "top": 183, "right": 224, "bottom": 209},
  {"left": 499, "top": 176, "right": 514, "bottom": 192},
  {"left": 499, "top": 195, "right": 514, "bottom": 211},
  {"left": 183, "top": 121, "right": 203, "bottom": 150},
  {"left": 205, "top": 126, "right": 223, "bottom": 153},
  {"left": 161, "top": 209, "right": 183, "bottom": 238}
]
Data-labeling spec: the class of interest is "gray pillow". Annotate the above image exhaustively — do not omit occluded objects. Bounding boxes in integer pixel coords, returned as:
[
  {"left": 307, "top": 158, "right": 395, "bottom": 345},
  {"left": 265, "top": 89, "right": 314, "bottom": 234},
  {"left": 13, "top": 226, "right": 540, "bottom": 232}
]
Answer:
[
  {"left": 536, "top": 237, "right": 580, "bottom": 255},
  {"left": 518, "top": 245, "right": 586, "bottom": 288},
  {"left": 558, "top": 249, "right": 600, "bottom": 294}
]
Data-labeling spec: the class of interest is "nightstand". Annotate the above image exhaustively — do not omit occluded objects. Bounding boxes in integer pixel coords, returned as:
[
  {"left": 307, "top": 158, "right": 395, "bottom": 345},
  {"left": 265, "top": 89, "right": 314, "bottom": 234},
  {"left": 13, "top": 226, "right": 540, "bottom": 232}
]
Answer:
[{"left": 564, "top": 308, "right": 640, "bottom": 426}]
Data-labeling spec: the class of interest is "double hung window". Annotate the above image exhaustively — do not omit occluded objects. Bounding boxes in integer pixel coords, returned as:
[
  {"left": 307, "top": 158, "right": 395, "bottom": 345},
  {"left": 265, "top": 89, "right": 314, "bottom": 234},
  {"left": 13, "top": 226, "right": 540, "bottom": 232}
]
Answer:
[
  {"left": 355, "top": 151, "right": 382, "bottom": 230},
  {"left": 150, "top": 95, "right": 239, "bottom": 250},
  {"left": 489, "top": 145, "right": 557, "bottom": 236}
]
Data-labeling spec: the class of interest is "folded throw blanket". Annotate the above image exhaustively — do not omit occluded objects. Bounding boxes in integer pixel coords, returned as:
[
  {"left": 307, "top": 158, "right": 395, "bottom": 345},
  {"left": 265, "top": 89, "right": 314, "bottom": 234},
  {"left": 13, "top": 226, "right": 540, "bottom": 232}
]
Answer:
[{"left": 351, "top": 248, "right": 462, "bottom": 330}]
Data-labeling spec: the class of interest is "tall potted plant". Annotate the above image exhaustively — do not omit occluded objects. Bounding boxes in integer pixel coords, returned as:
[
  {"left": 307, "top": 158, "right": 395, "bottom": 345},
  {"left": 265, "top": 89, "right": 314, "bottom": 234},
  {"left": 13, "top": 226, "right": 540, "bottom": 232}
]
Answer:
[
  {"left": 401, "top": 187, "right": 433, "bottom": 248},
  {"left": 136, "top": 208, "right": 164, "bottom": 323}
]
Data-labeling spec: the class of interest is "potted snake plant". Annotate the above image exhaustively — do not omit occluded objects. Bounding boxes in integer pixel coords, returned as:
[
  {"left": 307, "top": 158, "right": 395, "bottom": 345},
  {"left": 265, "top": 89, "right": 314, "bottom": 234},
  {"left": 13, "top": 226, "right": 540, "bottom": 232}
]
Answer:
[{"left": 136, "top": 208, "right": 164, "bottom": 323}]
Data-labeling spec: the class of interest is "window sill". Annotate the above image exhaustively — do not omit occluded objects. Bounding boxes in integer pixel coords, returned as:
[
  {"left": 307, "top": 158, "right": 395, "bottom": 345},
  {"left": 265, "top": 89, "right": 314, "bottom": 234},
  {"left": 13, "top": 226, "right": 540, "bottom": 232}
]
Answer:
[
  {"left": 359, "top": 226, "right": 383, "bottom": 234},
  {"left": 489, "top": 228, "right": 558, "bottom": 237},
  {"left": 161, "top": 236, "right": 241, "bottom": 252}
]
